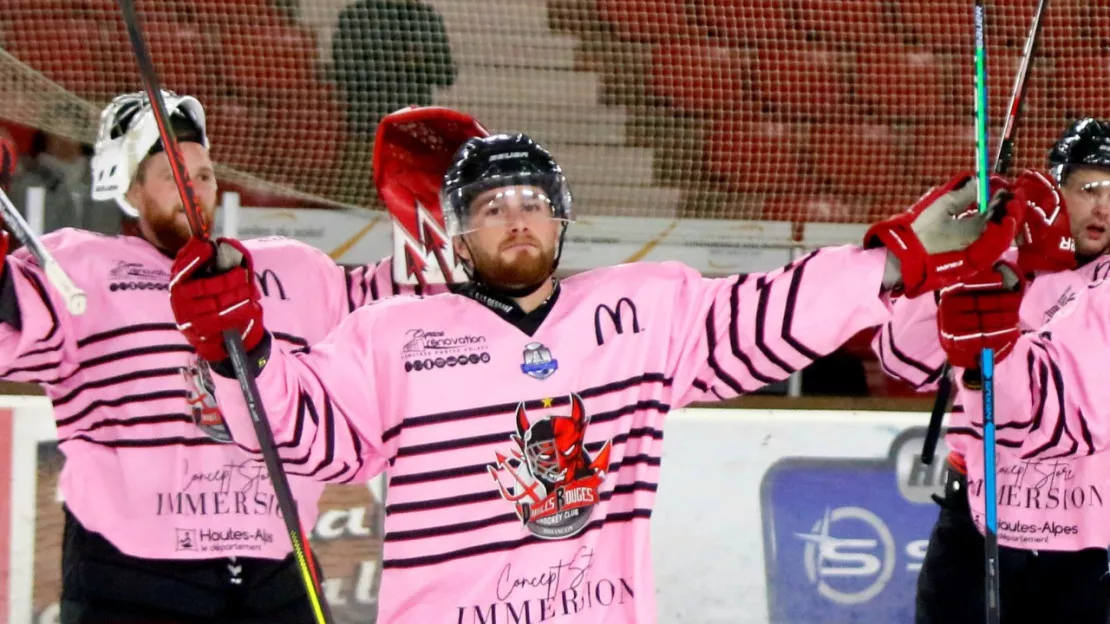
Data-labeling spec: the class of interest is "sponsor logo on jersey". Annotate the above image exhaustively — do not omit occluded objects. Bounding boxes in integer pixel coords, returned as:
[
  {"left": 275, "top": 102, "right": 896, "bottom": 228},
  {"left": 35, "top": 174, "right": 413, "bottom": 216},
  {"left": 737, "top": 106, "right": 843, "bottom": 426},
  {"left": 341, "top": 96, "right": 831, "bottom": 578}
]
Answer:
[
  {"left": 254, "top": 269, "right": 289, "bottom": 300},
  {"left": 174, "top": 526, "right": 275, "bottom": 554},
  {"left": 108, "top": 260, "right": 171, "bottom": 292},
  {"left": 1042, "top": 286, "right": 1077, "bottom": 325},
  {"left": 520, "top": 342, "right": 558, "bottom": 380},
  {"left": 402, "top": 328, "right": 489, "bottom": 371},
  {"left": 404, "top": 352, "right": 491, "bottom": 372},
  {"left": 593, "top": 298, "right": 642, "bottom": 346},
  {"left": 487, "top": 394, "right": 612, "bottom": 540},
  {"left": 110, "top": 260, "right": 171, "bottom": 281},
  {"left": 176, "top": 528, "right": 198, "bottom": 551}
]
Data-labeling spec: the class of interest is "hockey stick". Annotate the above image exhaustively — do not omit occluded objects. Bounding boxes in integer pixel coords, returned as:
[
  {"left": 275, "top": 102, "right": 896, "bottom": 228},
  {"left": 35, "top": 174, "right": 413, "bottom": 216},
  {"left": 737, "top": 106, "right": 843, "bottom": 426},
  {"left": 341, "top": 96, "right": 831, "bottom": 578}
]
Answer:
[
  {"left": 113, "top": 1, "right": 334, "bottom": 622},
  {"left": 0, "top": 140, "right": 87, "bottom": 315},
  {"left": 0, "top": 189, "right": 87, "bottom": 315},
  {"left": 921, "top": 0, "right": 1049, "bottom": 466},
  {"left": 972, "top": 2, "right": 1001, "bottom": 622},
  {"left": 994, "top": 0, "right": 1050, "bottom": 173}
]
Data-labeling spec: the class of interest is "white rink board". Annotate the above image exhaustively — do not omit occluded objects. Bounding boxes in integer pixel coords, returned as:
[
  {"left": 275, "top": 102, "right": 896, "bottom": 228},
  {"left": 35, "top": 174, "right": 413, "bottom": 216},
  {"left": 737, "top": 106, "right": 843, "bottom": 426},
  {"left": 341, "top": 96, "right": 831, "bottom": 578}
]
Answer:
[
  {"left": 651, "top": 409, "right": 935, "bottom": 624},
  {"left": 3, "top": 398, "right": 943, "bottom": 624}
]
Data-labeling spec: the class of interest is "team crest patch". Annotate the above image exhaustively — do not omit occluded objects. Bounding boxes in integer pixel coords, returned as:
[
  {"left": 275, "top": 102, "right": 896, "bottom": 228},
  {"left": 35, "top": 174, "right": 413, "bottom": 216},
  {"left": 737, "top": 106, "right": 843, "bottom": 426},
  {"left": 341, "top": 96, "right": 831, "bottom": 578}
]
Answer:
[
  {"left": 183, "top": 358, "right": 231, "bottom": 443},
  {"left": 486, "top": 394, "right": 612, "bottom": 540}
]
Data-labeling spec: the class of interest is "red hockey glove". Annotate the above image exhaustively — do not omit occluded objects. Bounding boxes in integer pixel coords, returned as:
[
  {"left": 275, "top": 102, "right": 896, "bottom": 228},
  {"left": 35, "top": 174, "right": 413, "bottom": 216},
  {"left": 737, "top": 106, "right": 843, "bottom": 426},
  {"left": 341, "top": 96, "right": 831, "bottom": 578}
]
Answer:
[
  {"left": 169, "top": 237, "right": 264, "bottom": 363},
  {"left": 1013, "top": 169, "right": 1078, "bottom": 277},
  {"left": 865, "top": 172, "right": 1022, "bottom": 298},
  {"left": 937, "top": 261, "right": 1024, "bottom": 370}
]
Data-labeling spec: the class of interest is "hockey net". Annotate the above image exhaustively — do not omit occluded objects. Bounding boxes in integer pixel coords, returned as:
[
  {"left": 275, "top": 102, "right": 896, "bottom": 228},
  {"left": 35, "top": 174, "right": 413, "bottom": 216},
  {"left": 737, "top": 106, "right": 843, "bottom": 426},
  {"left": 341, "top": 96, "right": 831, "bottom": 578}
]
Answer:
[
  {"left": 2, "top": 1, "right": 1108, "bottom": 230},
  {"left": 0, "top": 1, "right": 1107, "bottom": 622}
]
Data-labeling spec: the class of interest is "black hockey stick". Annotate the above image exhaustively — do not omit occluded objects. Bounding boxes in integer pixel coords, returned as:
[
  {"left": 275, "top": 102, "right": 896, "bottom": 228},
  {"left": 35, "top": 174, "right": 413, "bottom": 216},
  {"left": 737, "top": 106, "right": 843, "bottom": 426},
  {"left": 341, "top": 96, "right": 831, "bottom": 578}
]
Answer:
[
  {"left": 113, "top": 1, "right": 334, "bottom": 622},
  {"left": 921, "top": 0, "right": 1049, "bottom": 466}
]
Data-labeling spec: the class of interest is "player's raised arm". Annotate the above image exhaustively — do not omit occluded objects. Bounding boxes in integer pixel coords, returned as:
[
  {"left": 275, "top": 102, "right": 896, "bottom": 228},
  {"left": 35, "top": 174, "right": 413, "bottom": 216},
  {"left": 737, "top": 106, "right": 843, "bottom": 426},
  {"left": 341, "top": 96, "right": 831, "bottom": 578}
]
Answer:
[
  {"left": 0, "top": 141, "right": 81, "bottom": 383},
  {"left": 871, "top": 293, "right": 947, "bottom": 391},
  {"left": 870, "top": 168, "right": 1078, "bottom": 392},
  {"left": 169, "top": 237, "right": 390, "bottom": 484},
  {"left": 0, "top": 231, "right": 84, "bottom": 384},
  {"left": 668, "top": 172, "right": 1023, "bottom": 406}
]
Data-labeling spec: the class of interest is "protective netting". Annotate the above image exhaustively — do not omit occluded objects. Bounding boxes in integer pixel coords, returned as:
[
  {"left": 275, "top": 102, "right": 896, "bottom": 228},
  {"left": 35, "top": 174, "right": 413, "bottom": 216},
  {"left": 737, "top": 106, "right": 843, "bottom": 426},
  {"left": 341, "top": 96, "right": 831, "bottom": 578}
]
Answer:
[{"left": 1, "top": 0, "right": 1108, "bottom": 224}]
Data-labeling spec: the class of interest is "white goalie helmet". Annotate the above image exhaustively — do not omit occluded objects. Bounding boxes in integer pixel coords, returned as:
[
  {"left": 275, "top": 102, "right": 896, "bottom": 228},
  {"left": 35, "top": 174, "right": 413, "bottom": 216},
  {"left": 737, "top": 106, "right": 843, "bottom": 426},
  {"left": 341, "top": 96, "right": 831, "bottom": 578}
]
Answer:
[{"left": 90, "top": 90, "right": 208, "bottom": 218}]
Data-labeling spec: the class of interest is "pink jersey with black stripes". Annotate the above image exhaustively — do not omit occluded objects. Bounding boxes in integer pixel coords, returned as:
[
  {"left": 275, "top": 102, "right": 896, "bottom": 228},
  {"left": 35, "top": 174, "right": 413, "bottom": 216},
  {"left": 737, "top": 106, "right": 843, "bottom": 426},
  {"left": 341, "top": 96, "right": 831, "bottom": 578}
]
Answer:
[
  {"left": 0, "top": 228, "right": 427, "bottom": 560},
  {"left": 210, "top": 245, "right": 892, "bottom": 623},
  {"left": 870, "top": 252, "right": 1110, "bottom": 459},
  {"left": 954, "top": 264, "right": 1110, "bottom": 552}
]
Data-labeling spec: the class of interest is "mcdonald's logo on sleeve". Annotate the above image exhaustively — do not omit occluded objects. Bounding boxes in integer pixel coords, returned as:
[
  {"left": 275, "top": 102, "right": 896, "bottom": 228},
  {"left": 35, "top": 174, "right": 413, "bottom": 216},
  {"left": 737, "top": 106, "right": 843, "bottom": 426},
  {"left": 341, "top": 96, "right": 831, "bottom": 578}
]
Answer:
[
  {"left": 255, "top": 269, "right": 289, "bottom": 301},
  {"left": 593, "top": 298, "right": 642, "bottom": 346}
]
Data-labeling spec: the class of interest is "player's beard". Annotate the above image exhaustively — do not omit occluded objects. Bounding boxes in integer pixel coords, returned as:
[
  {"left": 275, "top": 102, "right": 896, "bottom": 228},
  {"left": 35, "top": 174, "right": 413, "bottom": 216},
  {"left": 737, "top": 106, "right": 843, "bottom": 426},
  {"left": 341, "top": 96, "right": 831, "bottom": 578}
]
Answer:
[
  {"left": 142, "top": 203, "right": 195, "bottom": 255},
  {"left": 468, "top": 235, "right": 556, "bottom": 290}
]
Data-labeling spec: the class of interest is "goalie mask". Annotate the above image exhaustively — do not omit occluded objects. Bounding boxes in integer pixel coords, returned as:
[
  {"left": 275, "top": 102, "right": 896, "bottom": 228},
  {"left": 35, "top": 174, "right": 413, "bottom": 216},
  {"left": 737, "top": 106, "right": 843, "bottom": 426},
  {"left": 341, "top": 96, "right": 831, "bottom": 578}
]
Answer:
[{"left": 90, "top": 90, "right": 208, "bottom": 219}]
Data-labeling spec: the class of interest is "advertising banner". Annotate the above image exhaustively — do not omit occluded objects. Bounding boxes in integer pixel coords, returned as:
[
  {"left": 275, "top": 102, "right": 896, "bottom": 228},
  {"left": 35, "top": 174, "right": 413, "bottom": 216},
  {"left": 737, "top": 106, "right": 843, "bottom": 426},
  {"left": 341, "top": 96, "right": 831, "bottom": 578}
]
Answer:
[{"left": 761, "top": 427, "right": 951, "bottom": 624}]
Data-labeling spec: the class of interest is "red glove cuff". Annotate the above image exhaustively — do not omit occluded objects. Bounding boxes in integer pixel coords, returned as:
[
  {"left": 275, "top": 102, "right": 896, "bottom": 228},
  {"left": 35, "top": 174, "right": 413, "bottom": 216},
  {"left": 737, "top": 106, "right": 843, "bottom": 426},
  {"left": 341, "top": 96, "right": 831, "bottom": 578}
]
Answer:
[{"left": 1014, "top": 169, "right": 1077, "bottom": 276}]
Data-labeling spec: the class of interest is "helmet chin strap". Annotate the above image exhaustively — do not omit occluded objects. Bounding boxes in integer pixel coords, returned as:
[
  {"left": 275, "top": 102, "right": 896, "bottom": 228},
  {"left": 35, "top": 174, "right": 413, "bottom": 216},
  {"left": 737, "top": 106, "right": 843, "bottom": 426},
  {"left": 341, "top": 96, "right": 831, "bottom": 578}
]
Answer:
[{"left": 461, "top": 223, "right": 569, "bottom": 299}]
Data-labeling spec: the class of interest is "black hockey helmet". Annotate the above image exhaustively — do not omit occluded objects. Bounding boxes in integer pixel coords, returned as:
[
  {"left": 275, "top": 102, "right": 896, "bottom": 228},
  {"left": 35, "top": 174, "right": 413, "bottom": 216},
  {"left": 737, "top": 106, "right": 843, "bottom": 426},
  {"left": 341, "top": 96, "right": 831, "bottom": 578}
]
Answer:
[
  {"left": 1048, "top": 117, "right": 1110, "bottom": 184},
  {"left": 440, "top": 133, "right": 573, "bottom": 237}
]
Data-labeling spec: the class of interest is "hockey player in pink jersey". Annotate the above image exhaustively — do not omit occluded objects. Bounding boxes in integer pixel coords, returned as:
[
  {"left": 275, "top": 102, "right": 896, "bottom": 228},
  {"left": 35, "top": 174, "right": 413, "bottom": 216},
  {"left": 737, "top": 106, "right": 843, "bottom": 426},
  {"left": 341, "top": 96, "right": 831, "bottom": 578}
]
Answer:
[
  {"left": 935, "top": 249, "right": 1110, "bottom": 623},
  {"left": 872, "top": 118, "right": 1110, "bottom": 624},
  {"left": 0, "top": 93, "right": 475, "bottom": 622},
  {"left": 169, "top": 133, "right": 1023, "bottom": 623}
]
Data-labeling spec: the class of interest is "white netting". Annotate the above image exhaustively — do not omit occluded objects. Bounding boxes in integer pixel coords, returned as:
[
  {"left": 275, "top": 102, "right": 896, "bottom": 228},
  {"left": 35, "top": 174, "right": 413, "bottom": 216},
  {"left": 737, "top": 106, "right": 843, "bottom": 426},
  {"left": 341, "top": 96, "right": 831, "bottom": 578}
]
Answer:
[{"left": 1, "top": 0, "right": 1108, "bottom": 222}]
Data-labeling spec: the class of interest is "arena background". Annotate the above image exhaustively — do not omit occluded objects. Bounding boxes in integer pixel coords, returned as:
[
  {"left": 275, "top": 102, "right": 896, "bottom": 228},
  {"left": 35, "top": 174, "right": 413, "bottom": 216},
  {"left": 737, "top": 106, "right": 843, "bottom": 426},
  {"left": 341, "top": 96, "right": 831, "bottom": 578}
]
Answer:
[{"left": 1, "top": 0, "right": 1108, "bottom": 622}]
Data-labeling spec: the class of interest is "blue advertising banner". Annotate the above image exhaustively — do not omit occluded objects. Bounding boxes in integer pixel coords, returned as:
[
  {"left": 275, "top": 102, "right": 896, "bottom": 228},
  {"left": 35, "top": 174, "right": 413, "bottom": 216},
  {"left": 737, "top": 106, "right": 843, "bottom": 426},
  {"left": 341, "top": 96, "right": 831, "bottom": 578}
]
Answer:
[{"left": 760, "top": 427, "right": 952, "bottom": 624}]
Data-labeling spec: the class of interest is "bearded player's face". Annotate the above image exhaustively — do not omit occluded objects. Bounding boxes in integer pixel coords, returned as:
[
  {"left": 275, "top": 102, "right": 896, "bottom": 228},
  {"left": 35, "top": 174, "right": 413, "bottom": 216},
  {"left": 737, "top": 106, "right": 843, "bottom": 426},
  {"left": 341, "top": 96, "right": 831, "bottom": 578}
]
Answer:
[
  {"left": 127, "top": 141, "right": 218, "bottom": 254},
  {"left": 456, "top": 185, "right": 561, "bottom": 289}
]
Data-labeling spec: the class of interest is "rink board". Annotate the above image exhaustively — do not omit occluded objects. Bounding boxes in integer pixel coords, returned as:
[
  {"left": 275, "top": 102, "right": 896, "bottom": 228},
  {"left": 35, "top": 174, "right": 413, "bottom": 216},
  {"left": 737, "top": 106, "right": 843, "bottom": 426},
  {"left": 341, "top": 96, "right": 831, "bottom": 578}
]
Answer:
[{"left": 0, "top": 397, "right": 951, "bottom": 624}]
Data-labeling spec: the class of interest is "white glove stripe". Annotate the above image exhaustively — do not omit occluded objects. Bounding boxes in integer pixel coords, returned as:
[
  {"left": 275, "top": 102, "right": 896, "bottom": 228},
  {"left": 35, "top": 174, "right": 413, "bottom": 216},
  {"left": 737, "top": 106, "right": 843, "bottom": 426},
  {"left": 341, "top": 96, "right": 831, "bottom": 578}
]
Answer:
[
  {"left": 219, "top": 299, "right": 251, "bottom": 317},
  {"left": 169, "top": 256, "right": 202, "bottom": 291},
  {"left": 940, "top": 328, "right": 1017, "bottom": 342}
]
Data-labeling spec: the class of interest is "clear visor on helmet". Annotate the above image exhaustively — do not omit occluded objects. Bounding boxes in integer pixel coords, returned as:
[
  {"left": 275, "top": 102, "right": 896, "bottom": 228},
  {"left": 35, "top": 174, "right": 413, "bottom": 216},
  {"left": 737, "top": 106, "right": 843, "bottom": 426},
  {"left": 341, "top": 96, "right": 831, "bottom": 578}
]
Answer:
[
  {"left": 443, "top": 172, "right": 573, "bottom": 237},
  {"left": 1081, "top": 179, "right": 1110, "bottom": 193}
]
